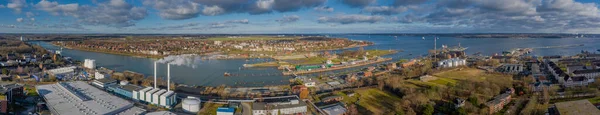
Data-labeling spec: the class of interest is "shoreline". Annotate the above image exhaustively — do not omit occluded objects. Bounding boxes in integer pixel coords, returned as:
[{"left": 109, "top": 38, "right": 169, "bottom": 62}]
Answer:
[{"left": 52, "top": 41, "right": 373, "bottom": 60}]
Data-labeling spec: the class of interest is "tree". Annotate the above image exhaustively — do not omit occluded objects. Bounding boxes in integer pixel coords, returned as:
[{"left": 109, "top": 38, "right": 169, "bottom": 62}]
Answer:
[
  {"left": 347, "top": 104, "right": 359, "bottom": 115},
  {"left": 1, "top": 68, "right": 8, "bottom": 75},
  {"left": 467, "top": 97, "right": 479, "bottom": 107},
  {"left": 455, "top": 107, "right": 467, "bottom": 115},
  {"left": 422, "top": 104, "right": 434, "bottom": 115}
]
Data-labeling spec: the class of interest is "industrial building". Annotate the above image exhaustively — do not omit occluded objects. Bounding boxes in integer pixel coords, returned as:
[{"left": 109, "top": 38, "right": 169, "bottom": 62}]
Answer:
[
  {"left": 46, "top": 66, "right": 77, "bottom": 76},
  {"left": 252, "top": 95, "right": 307, "bottom": 115},
  {"left": 132, "top": 87, "right": 176, "bottom": 108},
  {"left": 437, "top": 58, "right": 466, "bottom": 68},
  {"left": 84, "top": 59, "right": 96, "bottom": 69},
  {"left": 182, "top": 96, "right": 201, "bottom": 113},
  {"left": 36, "top": 81, "right": 145, "bottom": 115},
  {"left": 94, "top": 71, "right": 110, "bottom": 79},
  {"left": 91, "top": 78, "right": 117, "bottom": 89},
  {"left": 107, "top": 81, "right": 142, "bottom": 100}
]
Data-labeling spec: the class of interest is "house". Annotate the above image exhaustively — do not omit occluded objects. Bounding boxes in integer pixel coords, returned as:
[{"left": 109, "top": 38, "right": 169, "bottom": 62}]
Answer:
[
  {"left": 437, "top": 58, "right": 466, "bottom": 68},
  {"left": 572, "top": 69, "right": 600, "bottom": 80},
  {"left": 496, "top": 64, "right": 524, "bottom": 74},
  {"left": 563, "top": 76, "right": 591, "bottom": 87},
  {"left": 401, "top": 59, "right": 417, "bottom": 68},
  {"left": 291, "top": 85, "right": 309, "bottom": 99},
  {"left": 296, "top": 76, "right": 317, "bottom": 87},
  {"left": 386, "top": 63, "right": 398, "bottom": 70}
]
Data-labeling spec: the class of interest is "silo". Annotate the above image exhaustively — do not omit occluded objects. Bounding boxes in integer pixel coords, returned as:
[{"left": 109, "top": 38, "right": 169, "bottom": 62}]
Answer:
[{"left": 182, "top": 96, "right": 201, "bottom": 113}]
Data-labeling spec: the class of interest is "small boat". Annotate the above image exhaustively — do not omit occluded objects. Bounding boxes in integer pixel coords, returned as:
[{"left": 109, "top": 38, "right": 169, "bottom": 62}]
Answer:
[
  {"left": 597, "top": 49, "right": 600, "bottom": 52},
  {"left": 224, "top": 72, "right": 231, "bottom": 76}
]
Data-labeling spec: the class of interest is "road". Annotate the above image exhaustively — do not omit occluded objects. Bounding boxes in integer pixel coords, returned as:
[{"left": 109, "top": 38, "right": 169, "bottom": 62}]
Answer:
[{"left": 241, "top": 102, "right": 252, "bottom": 115}]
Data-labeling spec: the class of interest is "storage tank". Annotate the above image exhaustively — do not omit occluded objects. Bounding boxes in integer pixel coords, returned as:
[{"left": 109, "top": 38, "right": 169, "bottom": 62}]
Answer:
[
  {"left": 182, "top": 96, "right": 201, "bottom": 113},
  {"left": 120, "top": 80, "right": 128, "bottom": 85}
]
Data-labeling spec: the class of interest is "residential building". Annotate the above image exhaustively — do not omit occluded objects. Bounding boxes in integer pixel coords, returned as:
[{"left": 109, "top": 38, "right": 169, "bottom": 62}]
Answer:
[
  {"left": 485, "top": 89, "right": 514, "bottom": 114},
  {"left": 0, "top": 82, "right": 24, "bottom": 102},
  {"left": 563, "top": 76, "right": 591, "bottom": 87},
  {"left": 252, "top": 96, "right": 308, "bottom": 115},
  {"left": 0, "top": 96, "right": 7, "bottom": 114},
  {"left": 572, "top": 69, "right": 600, "bottom": 80},
  {"left": 497, "top": 64, "right": 524, "bottom": 74}
]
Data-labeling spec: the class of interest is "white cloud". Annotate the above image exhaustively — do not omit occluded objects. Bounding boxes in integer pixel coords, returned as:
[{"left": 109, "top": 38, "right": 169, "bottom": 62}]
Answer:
[
  {"left": 202, "top": 5, "right": 225, "bottom": 16},
  {"left": 318, "top": 14, "right": 385, "bottom": 24},
  {"left": 35, "top": 0, "right": 147, "bottom": 27},
  {"left": 314, "top": 6, "right": 334, "bottom": 12},
  {"left": 7, "top": 0, "right": 26, "bottom": 13},
  {"left": 16, "top": 18, "right": 24, "bottom": 22}
]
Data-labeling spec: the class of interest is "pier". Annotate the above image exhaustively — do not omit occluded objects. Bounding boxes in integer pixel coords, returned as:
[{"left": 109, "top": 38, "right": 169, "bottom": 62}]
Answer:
[{"left": 282, "top": 58, "right": 393, "bottom": 75}]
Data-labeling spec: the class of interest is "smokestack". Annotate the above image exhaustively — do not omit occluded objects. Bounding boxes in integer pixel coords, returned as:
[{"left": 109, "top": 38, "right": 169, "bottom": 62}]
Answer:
[
  {"left": 154, "top": 61, "right": 157, "bottom": 88},
  {"left": 167, "top": 64, "right": 171, "bottom": 91}
]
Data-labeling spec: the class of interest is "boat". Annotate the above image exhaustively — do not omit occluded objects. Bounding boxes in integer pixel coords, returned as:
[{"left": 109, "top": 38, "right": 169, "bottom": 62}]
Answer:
[
  {"left": 224, "top": 72, "right": 231, "bottom": 76},
  {"left": 597, "top": 49, "right": 600, "bottom": 52}
]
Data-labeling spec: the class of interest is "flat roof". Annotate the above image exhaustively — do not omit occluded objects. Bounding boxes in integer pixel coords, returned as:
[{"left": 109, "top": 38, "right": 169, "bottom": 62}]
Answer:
[
  {"left": 37, "top": 81, "right": 134, "bottom": 115},
  {"left": 145, "top": 111, "right": 177, "bottom": 115},
  {"left": 217, "top": 107, "right": 235, "bottom": 113},
  {"left": 555, "top": 100, "right": 600, "bottom": 115},
  {"left": 117, "top": 84, "right": 142, "bottom": 92},
  {"left": 94, "top": 78, "right": 117, "bottom": 84}
]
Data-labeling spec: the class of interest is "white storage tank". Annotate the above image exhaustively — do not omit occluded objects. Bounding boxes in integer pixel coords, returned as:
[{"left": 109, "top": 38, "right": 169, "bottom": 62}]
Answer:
[
  {"left": 182, "top": 96, "right": 201, "bottom": 113},
  {"left": 120, "top": 80, "right": 128, "bottom": 85}
]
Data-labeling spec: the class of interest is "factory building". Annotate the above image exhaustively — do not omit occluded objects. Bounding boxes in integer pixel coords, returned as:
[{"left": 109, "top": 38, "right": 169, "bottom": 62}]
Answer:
[
  {"left": 133, "top": 87, "right": 176, "bottom": 108},
  {"left": 107, "top": 81, "right": 142, "bottom": 100},
  {"left": 36, "top": 81, "right": 146, "bottom": 115},
  {"left": 437, "top": 58, "right": 467, "bottom": 68}
]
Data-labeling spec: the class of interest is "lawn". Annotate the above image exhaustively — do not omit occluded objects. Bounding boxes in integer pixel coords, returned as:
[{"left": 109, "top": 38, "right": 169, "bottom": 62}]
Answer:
[
  {"left": 365, "top": 50, "right": 397, "bottom": 57},
  {"left": 198, "top": 102, "right": 225, "bottom": 115},
  {"left": 434, "top": 68, "right": 512, "bottom": 86},
  {"left": 338, "top": 88, "right": 404, "bottom": 115},
  {"left": 429, "top": 77, "right": 458, "bottom": 86},
  {"left": 588, "top": 96, "right": 600, "bottom": 104}
]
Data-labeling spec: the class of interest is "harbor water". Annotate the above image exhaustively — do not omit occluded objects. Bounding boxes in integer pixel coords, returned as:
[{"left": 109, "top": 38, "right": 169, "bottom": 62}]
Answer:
[{"left": 30, "top": 35, "right": 600, "bottom": 87}]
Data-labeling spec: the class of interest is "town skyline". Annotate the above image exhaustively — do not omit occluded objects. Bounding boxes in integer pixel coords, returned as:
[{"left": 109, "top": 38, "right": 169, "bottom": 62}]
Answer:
[{"left": 1, "top": 0, "right": 600, "bottom": 34}]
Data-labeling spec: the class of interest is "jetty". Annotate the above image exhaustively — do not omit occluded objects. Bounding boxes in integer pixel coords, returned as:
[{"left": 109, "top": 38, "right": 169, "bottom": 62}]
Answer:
[{"left": 282, "top": 58, "right": 393, "bottom": 75}]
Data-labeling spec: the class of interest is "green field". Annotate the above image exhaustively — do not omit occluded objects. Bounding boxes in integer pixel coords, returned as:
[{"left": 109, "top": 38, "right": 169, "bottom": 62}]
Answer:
[
  {"left": 588, "top": 97, "right": 600, "bottom": 104},
  {"left": 429, "top": 77, "right": 458, "bottom": 86},
  {"left": 338, "top": 88, "right": 404, "bottom": 115},
  {"left": 206, "top": 36, "right": 298, "bottom": 41}
]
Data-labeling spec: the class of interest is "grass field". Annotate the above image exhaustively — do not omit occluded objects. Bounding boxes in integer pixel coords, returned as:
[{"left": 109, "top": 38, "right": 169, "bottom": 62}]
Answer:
[
  {"left": 429, "top": 77, "right": 458, "bottom": 86},
  {"left": 366, "top": 50, "right": 397, "bottom": 57},
  {"left": 434, "top": 68, "right": 512, "bottom": 83},
  {"left": 337, "top": 88, "right": 404, "bottom": 115},
  {"left": 206, "top": 36, "right": 298, "bottom": 41},
  {"left": 588, "top": 96, "right": 600, "bottom": 104},
  {"left": 198, "top": 103, "right": 225, "bottom": 115}
]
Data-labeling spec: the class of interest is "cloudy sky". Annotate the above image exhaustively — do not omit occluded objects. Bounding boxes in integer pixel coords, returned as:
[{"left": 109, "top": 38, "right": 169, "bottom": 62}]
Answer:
[{"left": 1, "top": 0, "right": 600, "bottom": 34}]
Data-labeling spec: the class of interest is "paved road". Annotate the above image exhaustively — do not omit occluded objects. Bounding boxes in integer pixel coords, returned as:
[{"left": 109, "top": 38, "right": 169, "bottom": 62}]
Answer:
[{"left": 241, "top": 102, "right": 252, "bottom": 115}]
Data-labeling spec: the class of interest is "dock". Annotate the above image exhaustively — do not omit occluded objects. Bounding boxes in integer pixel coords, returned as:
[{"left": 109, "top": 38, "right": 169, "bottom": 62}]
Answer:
[{"left": 282, "top": 58, "right": 393, "bottom": 75}]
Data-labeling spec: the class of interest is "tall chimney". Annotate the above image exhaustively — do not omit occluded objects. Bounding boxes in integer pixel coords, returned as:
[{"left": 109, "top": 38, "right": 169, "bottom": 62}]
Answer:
[
  {"left": 167, "top": 64, "right": 171, "bottom": 91},
  {"left": 154, "top": 61, "right": 157, "bottom": 88}
]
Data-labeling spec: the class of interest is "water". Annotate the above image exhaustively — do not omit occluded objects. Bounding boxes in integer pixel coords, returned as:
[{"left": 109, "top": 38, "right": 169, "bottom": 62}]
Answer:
[{"left": 30, "top": 35, "right": 600, "bottom": 87}]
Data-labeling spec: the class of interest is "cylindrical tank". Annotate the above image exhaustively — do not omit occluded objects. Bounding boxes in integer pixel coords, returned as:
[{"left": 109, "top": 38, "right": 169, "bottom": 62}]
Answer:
[
  {"left": 120, "top": 81, "right": 128, "bottom": 85},
  {"left": 182, "top": 96, "right": 201, "bottom": 113}
]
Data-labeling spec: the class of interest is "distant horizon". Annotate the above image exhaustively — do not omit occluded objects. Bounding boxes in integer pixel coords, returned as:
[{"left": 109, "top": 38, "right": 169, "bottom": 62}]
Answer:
[{"left": 2, "top": 0, "right": 600, "bottom": 33}]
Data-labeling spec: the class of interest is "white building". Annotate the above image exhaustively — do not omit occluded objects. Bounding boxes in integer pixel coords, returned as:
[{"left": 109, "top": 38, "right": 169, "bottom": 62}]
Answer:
[
  {"left": 572, "top": 69, "right": 600, "bottom": 80},
  {"left": 83, "top": 59, "right": 96, "bottom": 69},
  {"left": 46, "top": 66, "right": 77, "bottom": 75},
  {"left": 95, "top": 72, "right": 110, "bottom": 79},
  {"left": 132, "top": 87, "right": 177, "bottom": 108},
  {"left": 437, "top": 58, "right": 466, "bottom": 68}
]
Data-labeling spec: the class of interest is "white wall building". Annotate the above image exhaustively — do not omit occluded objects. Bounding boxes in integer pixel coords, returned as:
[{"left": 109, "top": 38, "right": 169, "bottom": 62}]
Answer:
[
  {"left": 84, "top": 59, "right": 96, "bottom": 69},
  {"left": 95, "top": 72, "right": 110, "bottom": 79},
  {"left": 46, "top": 66, "right": 77, "bottom": 75}
]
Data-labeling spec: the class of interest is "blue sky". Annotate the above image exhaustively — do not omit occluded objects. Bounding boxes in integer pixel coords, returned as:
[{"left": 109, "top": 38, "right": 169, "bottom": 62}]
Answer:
[{"left": 1, "top": 0, "right": 600, "bottom": 34}]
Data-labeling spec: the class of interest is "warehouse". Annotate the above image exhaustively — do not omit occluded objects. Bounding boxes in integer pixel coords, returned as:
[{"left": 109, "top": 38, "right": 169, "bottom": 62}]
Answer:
[{"left": 36, "top": 81, "right": 143, "bottom": 115}]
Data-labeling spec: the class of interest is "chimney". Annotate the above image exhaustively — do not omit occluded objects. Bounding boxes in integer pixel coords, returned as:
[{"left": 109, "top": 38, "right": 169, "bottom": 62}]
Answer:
[
  {"left": 167, "top": 64, "right": 171, "bottom": 91},
  {"left": 154, "top": 61, "right": 157, "bottom": 88}
]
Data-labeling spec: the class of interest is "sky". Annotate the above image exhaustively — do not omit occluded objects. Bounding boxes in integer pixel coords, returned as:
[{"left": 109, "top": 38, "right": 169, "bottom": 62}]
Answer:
[{"left": 1, "top": 0, "right": 600, "bottom": 34}]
